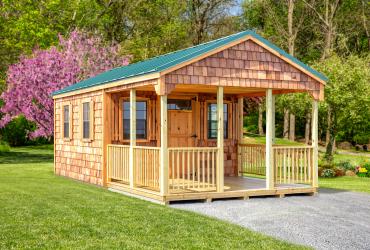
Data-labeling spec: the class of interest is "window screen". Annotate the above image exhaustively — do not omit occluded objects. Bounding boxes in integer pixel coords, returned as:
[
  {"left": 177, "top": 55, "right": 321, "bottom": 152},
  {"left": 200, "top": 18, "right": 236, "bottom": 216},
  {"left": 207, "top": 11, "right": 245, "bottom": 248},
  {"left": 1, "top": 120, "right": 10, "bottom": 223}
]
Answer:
[
  {"left": 123, "top": 101, "right": 147, "bottom": 139},
  {"left": 63, "top": 105, "right": 70, "bottom": 138},
  {"left": 82, "top": 102, "right": 90, "bottom": 139},
  {"left": 207, "top": 103, "right": 228, "bottom": 139}
]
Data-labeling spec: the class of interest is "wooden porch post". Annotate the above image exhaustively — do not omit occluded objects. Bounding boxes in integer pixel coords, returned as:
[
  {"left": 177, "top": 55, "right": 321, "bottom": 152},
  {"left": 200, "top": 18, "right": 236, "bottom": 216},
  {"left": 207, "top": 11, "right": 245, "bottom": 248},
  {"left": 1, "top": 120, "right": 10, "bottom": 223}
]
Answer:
[
  {"left": 102, "top": 91, "right": 112, "bottom": 187},
  {"left": 129, "top": 89, "right": 136, "bottom": 188},
  {"left": 272, "top": 95, "right": 276, "bottom": 144},
  {"left": 217, "top": 86, "right": 224, "bottom": 192},
  {"left": 237, "top": 97, "right": 243, "bottom": 176},
  {"left": 265, "top": 89, "right": 274, "bottom": 190},
  {"left": 311, "top": 100, "right": 319, "bottom": 188},
  {"left": 160, "top": 95, "right": 169, "bottom": 196}
]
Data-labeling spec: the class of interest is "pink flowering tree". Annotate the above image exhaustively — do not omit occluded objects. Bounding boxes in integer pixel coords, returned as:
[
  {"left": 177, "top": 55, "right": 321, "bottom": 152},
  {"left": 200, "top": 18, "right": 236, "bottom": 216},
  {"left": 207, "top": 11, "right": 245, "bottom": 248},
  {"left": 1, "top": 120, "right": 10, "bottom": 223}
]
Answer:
[{"left": 0, "top": 30, "right": 130, "bottom": 139}]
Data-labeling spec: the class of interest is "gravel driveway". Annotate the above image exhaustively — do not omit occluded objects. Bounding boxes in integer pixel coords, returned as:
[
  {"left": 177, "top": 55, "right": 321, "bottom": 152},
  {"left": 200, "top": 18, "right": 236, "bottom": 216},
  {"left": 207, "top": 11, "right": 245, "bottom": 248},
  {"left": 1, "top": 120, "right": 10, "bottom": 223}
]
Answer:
[{"left": 172, "top": 189, "right": 370, "bottom": 250}]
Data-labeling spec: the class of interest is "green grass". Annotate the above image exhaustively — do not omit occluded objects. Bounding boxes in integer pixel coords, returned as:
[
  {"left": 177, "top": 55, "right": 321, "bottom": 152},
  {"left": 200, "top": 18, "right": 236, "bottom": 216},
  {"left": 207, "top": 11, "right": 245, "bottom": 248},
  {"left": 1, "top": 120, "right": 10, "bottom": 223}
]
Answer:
[
  {"left": 243, "top": 135, "right": 304, "bottom": 146},
  {"left": 319, "top": 176, "right": 370, "bottom": 194},
  {"left": 0, "top": 146, "right": 305, "bottom": 249},
  {"left": 329, "top": 153, "right": 370, "bottom": 166}
]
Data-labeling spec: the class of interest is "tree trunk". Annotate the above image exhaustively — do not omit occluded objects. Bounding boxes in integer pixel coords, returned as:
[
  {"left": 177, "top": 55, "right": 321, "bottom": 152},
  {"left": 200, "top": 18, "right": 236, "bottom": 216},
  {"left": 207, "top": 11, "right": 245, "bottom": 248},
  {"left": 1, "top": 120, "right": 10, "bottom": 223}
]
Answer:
[
  {"left": 283, "top": 108, "right": 289, "bottom": 139},
  {"left": 289, "top": 113, "right": 295, "bottom": 141},
  {"left": 258, "top": 103, "right": 264, "bottom": 135},
  {"left": 326, "top": 106, "right": 331, "bottom": 147},
  {"left": 325, "top": 108, "right": 336, "bottom": 164},
  {"left": 287, "top": 0, "right": 295, "bottom": 56},
  {"left": 305, "top": 111, "right": 311, "bottom": 144}
]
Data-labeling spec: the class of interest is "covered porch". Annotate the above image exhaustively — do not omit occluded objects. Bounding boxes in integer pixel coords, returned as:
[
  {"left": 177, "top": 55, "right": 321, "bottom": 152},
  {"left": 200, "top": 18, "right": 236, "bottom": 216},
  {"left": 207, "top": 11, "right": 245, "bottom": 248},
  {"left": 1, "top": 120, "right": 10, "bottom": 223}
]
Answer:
[{"left": 103, "top": 84, "right": 319, "bottom": 204}]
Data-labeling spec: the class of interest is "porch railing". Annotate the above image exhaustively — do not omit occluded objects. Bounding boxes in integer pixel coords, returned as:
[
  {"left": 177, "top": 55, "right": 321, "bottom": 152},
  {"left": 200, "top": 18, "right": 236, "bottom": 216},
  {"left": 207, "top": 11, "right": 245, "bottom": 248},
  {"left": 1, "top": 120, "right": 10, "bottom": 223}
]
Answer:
[
  {"left": 133, "top": 146, "right": 160, "bottom": 191},
  {"left": 239, "top": 144, "right": 266, "bottom": 175},
  {"left": 273, "top": 146, "right": 313, "bottom": 185},
  {"left": 107, "top": 144, "right": 130, "bottom": 184},
  {"left": 239, "top": 143, "right": 314, "bottom": 185},
  {"left": 168, "top": 147, "right": 218, "bottom": 193}
]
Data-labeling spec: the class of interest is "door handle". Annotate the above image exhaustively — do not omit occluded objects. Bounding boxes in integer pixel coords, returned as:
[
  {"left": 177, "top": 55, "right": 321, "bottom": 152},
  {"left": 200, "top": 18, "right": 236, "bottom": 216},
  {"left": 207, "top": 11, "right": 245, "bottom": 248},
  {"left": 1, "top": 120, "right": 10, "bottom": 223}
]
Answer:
[{"left": 191, "top": 134, "right": 198, "bottom": 138}]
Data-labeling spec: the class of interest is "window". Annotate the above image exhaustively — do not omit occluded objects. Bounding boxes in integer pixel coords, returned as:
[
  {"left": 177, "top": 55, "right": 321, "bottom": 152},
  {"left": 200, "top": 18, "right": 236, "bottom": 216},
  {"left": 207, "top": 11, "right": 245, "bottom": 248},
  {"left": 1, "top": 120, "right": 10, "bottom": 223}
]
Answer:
[
  {"left": 167, "top": 99, "right": 192, "bottom": 110},
  {"left": 63, "top": 105, "right": 70, "bottom": 139},
  {"left": 82, "top": 102, "right": 90, "bottom": 139},
  {"left": 123, "top": 101, "right": 147, "bottom": 140},
  {"left": 207, "top": 103, "right": 228, "bottom": 139}
]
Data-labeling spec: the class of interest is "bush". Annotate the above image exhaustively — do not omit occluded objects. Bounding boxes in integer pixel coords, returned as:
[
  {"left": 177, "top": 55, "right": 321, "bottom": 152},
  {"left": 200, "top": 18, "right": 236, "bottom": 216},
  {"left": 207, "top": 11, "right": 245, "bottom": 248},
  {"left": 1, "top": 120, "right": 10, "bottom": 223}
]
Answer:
[
  {"left": 334, "top": 167, "right": 345, "bottom": 177},
  {"left": 0, "top": 140, "right": 10, "bottom": 152},
  {"left": 356, "top": 162, "right": 370, "bottom": 177},
  {"left": 337, "top": 161, "right": 355, "bottom": 171},
  {"left": 321, "top": 168, "right": 336, "bottom": 178},
  {"left": 0, "top": 116, "right": 35, "bottom": 146}
]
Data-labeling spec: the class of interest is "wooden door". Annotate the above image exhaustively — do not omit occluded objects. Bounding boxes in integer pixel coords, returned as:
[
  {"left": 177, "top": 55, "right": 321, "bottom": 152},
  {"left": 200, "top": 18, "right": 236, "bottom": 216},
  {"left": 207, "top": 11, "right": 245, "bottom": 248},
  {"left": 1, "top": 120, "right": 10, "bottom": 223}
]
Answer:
[{"left": 168, "top": 110, "right": 194, "bottom": 147}]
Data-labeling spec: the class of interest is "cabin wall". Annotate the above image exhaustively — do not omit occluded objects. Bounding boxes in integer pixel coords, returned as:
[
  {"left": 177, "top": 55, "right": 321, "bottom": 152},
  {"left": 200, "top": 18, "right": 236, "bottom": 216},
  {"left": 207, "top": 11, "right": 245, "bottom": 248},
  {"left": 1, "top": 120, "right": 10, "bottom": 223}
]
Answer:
[{"left": 54, "top": 90, "right": 104, "bottom": 185}]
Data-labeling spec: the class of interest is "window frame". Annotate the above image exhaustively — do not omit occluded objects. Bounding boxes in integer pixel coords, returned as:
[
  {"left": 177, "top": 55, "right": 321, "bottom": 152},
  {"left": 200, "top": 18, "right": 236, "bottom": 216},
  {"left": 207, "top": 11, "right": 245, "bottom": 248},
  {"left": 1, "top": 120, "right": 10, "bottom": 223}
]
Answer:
[
  {"left": 80, "top": 99, "right": 94, "bottom": 142},
  {"left": 206, "top": 101, "right": 230, "bottom": 140},
  {"left": 61, "top": 102, "right": 72, "bottom": 141},
  {"left": 119, "top": 97, "right": 149, "bottom": 142}
]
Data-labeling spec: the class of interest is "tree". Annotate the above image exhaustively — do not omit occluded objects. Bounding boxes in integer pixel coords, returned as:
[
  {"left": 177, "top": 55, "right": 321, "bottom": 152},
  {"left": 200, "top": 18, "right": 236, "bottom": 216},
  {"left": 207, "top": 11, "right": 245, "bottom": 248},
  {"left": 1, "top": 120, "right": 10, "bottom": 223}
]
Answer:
[
  {"left": 0, "top": 30, "right": 130, "bottom": 139},
  {"left": 313, "top": 55, "right": 370, "bottom": 162},
  {"left": 187, "top": 0, "right": 237, "bottom": 45}
]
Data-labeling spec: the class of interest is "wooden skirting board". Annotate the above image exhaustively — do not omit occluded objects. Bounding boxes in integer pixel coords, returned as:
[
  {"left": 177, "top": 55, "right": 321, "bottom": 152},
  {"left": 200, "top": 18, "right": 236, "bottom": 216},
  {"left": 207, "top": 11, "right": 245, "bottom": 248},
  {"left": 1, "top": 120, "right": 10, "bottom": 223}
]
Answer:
[{"left": 107, "top": 181, "right": 317, "bottom": 205}]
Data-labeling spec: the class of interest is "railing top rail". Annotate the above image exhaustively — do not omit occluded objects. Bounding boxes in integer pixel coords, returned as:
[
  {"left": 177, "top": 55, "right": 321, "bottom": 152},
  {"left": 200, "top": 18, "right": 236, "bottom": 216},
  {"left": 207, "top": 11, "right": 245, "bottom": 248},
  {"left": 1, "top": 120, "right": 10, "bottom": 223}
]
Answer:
[
  {"left": 168, "top": 147, "right": 218, "bottom": 150},
  {"left": 239, "top": 143, "right": 313, "bottom": 149},
  {"left": 107, "top": 144, "right": 130, "bottom": 148},
  {"left": 133, "top": 146, "right": 160, "bottom": 150},
  {"left": 273, "top": 145, "right": 314, "bottom": 149},
  {"left": 238, "top": 143, "right": 266, "bottom": 147}
]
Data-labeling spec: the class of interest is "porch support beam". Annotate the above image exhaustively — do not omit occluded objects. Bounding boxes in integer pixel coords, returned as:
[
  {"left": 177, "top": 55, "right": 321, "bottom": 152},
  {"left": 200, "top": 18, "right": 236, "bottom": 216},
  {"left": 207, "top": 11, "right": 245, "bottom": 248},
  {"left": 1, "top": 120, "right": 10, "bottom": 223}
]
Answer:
[
  {"left": 217, "top": 86, "right": 224, "bottom": 192},
  {"left": 265, "top": 89, "right": 274, "bottom": 190},
  {"left": 311, "top": 100, "right": 319, "bottom": 188},
  {"left": 160, "top": 95, "right": 169, "bottom": 196},
  {"left": 237, "top": 97, "right": 243, "bottom": 176},
  {"left": 129, "top": 89, "right": 136, "bottom": 188}
]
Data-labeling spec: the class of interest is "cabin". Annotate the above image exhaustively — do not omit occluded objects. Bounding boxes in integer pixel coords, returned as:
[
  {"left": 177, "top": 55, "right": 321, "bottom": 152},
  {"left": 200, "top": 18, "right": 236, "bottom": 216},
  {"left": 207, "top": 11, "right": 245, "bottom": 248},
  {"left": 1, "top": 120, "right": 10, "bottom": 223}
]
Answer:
[{"left": 52, "top": 30, "right": 326, "bottom": 204}]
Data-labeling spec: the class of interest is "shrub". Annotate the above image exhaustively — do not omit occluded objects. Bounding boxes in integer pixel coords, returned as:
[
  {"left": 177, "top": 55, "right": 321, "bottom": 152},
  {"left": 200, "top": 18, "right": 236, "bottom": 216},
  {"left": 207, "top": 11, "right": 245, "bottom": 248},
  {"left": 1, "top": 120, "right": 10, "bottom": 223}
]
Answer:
[
  {"left": 337, "top": 161, "right": 355, "bottom": 171},
  {"left": 321, "top": 168, "right": 336, "bottom": 178},
  {"left": 0, "top": 140, "right": 10, "bottom": 152},
  {"left": 356, "top": 163, "right": 370, "bottom": 177},
  {"left": 0, "top": 116, "right": 35, "bottom": 146},
  {"left": 334, "top": 167, "right": 345, "bottom": 177}
]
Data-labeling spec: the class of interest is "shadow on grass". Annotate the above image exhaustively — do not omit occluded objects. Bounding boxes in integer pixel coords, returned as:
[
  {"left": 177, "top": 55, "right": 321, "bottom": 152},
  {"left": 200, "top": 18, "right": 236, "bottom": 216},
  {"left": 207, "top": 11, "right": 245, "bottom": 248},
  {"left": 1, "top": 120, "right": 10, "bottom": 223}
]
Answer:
[{"left": 0, "top": 151, "right": 53, "bottom": 164}]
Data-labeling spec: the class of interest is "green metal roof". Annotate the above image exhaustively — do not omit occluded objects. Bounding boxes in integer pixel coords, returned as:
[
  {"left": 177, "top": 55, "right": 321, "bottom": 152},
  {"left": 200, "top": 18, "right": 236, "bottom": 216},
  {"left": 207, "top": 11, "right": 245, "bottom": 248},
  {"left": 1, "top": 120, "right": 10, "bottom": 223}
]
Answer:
[{"left": 53, "top": 30, "right": 327, "bottom": 96}]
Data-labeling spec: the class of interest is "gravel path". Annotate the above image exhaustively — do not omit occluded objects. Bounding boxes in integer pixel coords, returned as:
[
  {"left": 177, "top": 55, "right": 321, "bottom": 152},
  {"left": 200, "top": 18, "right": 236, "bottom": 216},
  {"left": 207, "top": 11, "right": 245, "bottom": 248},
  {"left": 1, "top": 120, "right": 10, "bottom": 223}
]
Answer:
[{"left": 172, "top": 189, "right": 370, "bottom": 250}]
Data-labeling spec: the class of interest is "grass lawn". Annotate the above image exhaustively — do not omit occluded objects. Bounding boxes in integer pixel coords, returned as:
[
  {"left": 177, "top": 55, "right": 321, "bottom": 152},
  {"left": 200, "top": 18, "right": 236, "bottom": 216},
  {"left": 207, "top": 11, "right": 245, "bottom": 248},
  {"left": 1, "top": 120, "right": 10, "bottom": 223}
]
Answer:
[
  {"left": 319, "top": 176, "right": 370, "bottom": 194},
  {"left": 243, "top": 135, "right": 303, "bottom": 146},
  {"left": 0, "top": 146, "right": 305, "bottom": 249}
]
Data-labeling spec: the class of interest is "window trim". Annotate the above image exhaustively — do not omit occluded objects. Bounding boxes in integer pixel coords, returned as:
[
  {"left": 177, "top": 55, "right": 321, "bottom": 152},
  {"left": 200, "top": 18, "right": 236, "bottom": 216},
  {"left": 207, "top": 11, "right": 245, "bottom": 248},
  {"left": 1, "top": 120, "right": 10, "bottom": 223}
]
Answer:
[
  {"left": 61, "top": 102, "right": 72, "bottom": 141},
  {"left": 119, "top": 97, "right": 149, "bottom": 143},
  {"left": 206, "top": 101, "right": 230, "bottom": 140},
  {"left": 80, "top": 99, "right": 94, "bottom": 142}
]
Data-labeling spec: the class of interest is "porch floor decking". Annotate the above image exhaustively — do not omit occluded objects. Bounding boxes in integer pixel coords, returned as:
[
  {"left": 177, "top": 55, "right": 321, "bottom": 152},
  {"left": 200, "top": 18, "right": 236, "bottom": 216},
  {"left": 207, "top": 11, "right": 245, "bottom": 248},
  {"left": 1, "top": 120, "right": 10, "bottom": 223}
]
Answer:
[
  {"left": 108, "top": 176, "right": 315, "bottom": 204},
  {"left": 225, "top": 176, "right": 309, "bottom": 191}
]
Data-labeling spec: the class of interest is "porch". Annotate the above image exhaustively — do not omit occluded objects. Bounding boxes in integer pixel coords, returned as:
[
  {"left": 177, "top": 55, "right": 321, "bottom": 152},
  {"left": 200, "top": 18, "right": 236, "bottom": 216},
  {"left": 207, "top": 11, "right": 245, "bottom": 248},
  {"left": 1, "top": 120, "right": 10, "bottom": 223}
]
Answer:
[{"left": 104, "top": 84, "right": 318, "bottom": 204}]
